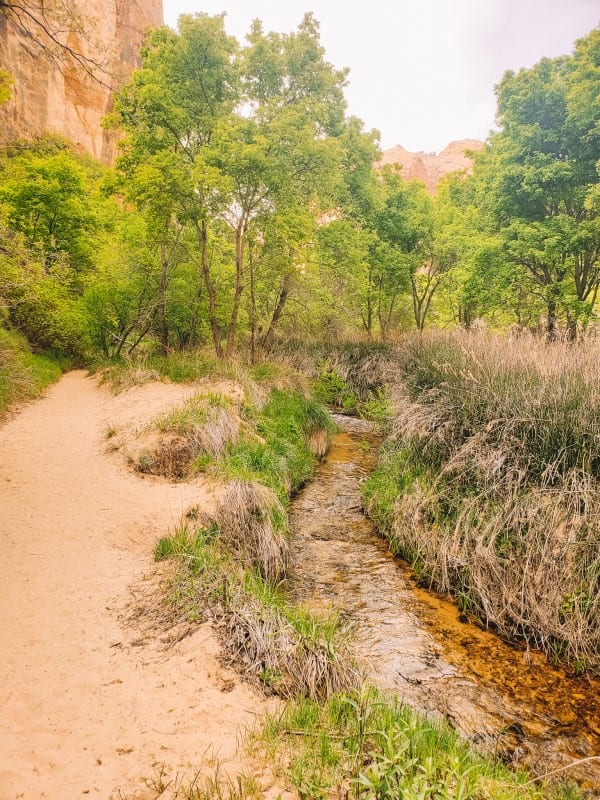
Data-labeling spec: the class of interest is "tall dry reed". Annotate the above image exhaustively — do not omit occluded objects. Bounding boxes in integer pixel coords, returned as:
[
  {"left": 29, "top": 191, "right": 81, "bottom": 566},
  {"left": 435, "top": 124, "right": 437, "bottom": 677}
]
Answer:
[{"left": 366, "top": 331, "right": 600, "bottom": 671}]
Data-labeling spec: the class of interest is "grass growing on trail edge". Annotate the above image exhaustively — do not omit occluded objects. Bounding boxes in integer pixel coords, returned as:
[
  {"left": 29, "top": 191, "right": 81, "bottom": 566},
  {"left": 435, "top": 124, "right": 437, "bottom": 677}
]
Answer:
[
  {"left": 214, "top": 389, "right": 334, "bottom": 502},
  {"left": 135, "top": 391, "right": 240, "bottom": 479},
  {"left": 154, "top": 521, "right": 359, "bottom": 699},
  {"left": 0, "top": 328, "right": 67, "bottom": 416},
  {"left": 152, "top": 382, "right": 355, "bottom": 699},
  {"left": 122, "top": 760, "right": 265, "bottom": 800},
  {"left": 255, "top": 686, "right": 581, "bottom": 800},
  {"left": 96, "top": 348, "right": 308, "bottom": 398}
]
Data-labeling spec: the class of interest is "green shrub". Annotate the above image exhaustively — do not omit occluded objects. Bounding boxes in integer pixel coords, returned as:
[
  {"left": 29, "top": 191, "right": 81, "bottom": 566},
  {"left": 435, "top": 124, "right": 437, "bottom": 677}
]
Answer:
[
  {"left": 358, "top": 386, "right": 393, "bottom": 431},
  {"left": 0, "top": 327, "right": 65, "bottom": 414},
  {"left": 312, "top": 369, "right": 358, "bottom": 413}
]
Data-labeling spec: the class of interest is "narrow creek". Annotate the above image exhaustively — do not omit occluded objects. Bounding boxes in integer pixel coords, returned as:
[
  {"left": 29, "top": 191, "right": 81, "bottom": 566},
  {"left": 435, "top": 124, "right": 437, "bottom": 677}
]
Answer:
[{"left": 288, "top": 417, "right": 600, "bottom": 795}]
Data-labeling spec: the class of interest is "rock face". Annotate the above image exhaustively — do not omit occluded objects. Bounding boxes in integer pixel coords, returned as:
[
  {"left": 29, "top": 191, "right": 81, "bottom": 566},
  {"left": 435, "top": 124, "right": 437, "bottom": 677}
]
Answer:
[
  {"left": 379, "top": 139, "right": 485, "bottom": 192},
  {"left": 0, "top": 0, "right": 163, "bottom": 163}
]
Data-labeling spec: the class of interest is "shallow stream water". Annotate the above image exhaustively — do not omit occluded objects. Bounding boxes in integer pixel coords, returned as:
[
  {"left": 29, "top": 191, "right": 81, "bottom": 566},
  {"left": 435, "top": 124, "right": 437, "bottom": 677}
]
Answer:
[{"left": 288, "top": 417, "right": 600, "bottom": 795}]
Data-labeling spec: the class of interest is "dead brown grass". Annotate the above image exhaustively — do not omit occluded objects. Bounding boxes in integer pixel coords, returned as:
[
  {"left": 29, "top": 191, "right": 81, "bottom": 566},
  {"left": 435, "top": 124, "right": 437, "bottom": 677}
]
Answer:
[
  {"left": 215, "top": 481, "right": 289, "bottom": 583},
  {"left": 134, "top": 394, "right": 240, "bottom": 479},
  {"left": 221, "top": 590, "right": 361, "bottom": 701},
  {"left": 376, "top": 331, "right": 600, "bottom": 671}
]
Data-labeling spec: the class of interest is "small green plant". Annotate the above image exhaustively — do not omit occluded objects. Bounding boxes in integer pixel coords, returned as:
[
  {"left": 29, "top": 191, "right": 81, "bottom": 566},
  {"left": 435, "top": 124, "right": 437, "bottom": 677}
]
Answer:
[
  {"left": 192, "top": 452, "right": 215, "bottom": 472},
  {"left": 358, "top": 386, "right": 393, "bottom": 431},
  {"left": 313, "top": 369, "right": 358, "bottom": 413},
  {"left": 136, "top": 449, "right": 155, "bottom": 473}
]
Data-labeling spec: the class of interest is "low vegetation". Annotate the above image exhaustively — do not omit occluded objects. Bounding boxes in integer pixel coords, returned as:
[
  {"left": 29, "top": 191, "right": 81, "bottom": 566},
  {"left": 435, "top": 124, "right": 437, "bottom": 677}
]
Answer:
[
  {"left": 256, "top": 686, "right": 580, "bottom": 800},
  {"left": 155, "top": 518, "right": 359, "bottom": 700},
  {"left": 150, "top": 375, "right": 356, "bottom": 700},
  {"left": 134, "top": 392, "right": 240, "bottom": 478},
  {"left": 363, "top": 331, "right": 600, "bottom": 673},
  {"left": 126, "top": 760, "right": 264, "bottom": 800},
  {"left": 216, "top": 389, "right": 333, "bottom": 497},
  {"left": 0, "top": 327, "right": 66, "bottom": 416}
]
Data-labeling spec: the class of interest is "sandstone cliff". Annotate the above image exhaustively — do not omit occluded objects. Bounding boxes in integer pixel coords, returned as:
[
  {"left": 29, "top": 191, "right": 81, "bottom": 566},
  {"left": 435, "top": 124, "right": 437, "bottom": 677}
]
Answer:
[
  {"left": 379, "top": 139, "right": 485, "bottom": 192},
  {"left": 0, "top": 0, "right": 163, "bottom": 163}
]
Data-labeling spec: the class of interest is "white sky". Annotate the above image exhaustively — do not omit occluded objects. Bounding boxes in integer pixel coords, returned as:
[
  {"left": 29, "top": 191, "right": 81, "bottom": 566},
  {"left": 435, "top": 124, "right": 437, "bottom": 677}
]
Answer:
[{"left": 161, "top": 1, "right": 599, "bottom": 153}]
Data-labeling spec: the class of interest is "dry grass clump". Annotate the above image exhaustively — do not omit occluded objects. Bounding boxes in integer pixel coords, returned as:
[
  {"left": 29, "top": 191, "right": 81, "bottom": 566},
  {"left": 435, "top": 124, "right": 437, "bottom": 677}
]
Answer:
[
  {"left": 136, "top": 393, "right": 240, "bottom": 478},
  {"left": 155, "top": 521, "right": 360, "bottom": 701},
  {"left": 365, "top": 331, "right": 600, "bottom": 672},
  {"left": 274, "top": 340, "right": 397, "bottom": 400},
  {"left": 308, "top": 427, "right": 329, "bottom": 458},
  {"left": 397, "top": 331, "right": 600, "bottom": 482},
  {"left": 390, "top": 472, "right": 600, "bottom": 668},
  {"left": 222, "top": 579, "right": 360, "bottom": 701},
  {"left": 98, "top": 361, "right": 161, "bottom": 392},
  {"left": 215, "top": 480, "right": 289, "bottom": 583}
]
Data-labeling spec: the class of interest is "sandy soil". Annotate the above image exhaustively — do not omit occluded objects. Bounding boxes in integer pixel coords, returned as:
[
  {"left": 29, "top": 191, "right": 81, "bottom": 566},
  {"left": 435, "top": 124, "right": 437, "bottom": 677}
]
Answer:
[{"left": 0, "top": 372, "right": 272, "bottom": 800}]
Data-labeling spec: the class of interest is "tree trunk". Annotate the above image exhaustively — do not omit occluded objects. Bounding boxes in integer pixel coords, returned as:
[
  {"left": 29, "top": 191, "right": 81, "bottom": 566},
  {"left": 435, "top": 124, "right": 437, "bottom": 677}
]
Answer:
[
  {"left": 364, "top": 277, "right": 373, "bottom": 340},
  {"left": 196, "top": 219, "right": 223, "bottom": 358},
  {"left": 248, "top": 244, "right": 258, "bottom": 364},
  {"left": 261, "top": 274, "right": 291, "bottom": 352},
  {"left": 225, "top": 223, "right": 246, "bottom": 358},
  {"left": 157, "top": 242, "right": 169, "bottom": 355},
  {"left": 546, "top": 294, "right": 558, "bottom": 341},
  {"left": 411, "top": 276, "right": 425, "bottom": 332}
]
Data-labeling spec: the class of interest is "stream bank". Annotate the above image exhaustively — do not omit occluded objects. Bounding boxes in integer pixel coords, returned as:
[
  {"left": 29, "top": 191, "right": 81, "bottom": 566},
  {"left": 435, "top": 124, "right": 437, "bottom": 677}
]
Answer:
[{"left": 288, "top": 416, "right": 600, "bottom": 795}]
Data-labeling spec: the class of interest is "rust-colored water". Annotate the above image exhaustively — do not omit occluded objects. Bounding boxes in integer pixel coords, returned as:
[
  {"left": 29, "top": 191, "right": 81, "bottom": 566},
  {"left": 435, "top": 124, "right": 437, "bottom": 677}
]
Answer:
[{"left": 288, "top": 419, "right": 600, "bottom": 794}]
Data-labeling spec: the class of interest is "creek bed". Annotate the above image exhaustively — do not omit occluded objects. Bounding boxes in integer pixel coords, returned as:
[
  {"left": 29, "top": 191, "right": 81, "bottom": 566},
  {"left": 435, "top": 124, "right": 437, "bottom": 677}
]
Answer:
[{"left": 288, "top": 416, "right": 600, "bottom": 795}]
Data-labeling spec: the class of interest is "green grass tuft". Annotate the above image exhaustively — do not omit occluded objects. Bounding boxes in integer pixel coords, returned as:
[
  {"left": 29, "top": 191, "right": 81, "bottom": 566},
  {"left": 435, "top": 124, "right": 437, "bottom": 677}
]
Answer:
[
  {"left": 257, "top": 686, "right": 581, "bottom": 800},
  {"left": 0, "top": 327, "right": 66, "bottom": 416},
  {"left": 218, "top": 389, "right": 334, "bottom": 501}
]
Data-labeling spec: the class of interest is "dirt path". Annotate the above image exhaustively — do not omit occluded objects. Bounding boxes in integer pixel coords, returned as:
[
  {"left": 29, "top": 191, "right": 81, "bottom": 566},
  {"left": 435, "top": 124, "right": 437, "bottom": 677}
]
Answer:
[{"left": 0, "top": 372, "right": 270, "bottom": 800}]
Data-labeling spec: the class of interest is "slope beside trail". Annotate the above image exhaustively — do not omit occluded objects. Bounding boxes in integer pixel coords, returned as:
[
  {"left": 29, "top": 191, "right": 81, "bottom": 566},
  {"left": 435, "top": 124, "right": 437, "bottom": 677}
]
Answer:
[{"left": 0, "top": 371, "right": 272, "bottom": 800}]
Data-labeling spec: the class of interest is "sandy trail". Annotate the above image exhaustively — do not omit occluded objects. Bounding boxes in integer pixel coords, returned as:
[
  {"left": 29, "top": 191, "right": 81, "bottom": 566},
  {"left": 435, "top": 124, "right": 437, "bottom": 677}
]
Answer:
[{"left": 0, "top": 371, "right": 269, "bottom": 800}]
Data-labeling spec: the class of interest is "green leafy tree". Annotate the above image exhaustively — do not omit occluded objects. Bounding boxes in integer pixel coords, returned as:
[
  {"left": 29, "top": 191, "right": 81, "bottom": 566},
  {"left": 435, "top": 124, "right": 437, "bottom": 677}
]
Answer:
[
  {"left": 478, "top": 28, "right": 600, "bottom": 339},
  {"left": 0, "top": 137, "right": 107, "bottom": 358},
  {"left": 83, "top": 207, "right": 165, "bottom": 358},
  {"left": 110, "top": 14, "right": 238, "bottom": 356},
  {"left": 111, "top": 13, "right": 350, "bottom": 358},
  {"left": 0, "top": 140, "right": 100, "bottom": 274}
]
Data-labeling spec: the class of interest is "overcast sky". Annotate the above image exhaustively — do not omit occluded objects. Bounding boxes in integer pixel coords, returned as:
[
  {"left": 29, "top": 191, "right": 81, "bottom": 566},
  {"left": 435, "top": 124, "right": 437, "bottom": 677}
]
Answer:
[{"left": 161, "top": 1, "right": 599, "bottom": 153}]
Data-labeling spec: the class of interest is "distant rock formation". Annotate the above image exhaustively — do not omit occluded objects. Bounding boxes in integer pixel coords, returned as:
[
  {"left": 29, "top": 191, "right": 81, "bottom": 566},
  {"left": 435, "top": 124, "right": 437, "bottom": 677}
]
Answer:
[
  {"left": 0, "top": 0, "right": 163, "bottom": 163},
  {"left": 379, "top": 139, "right": 485, "bottom": 192}
]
